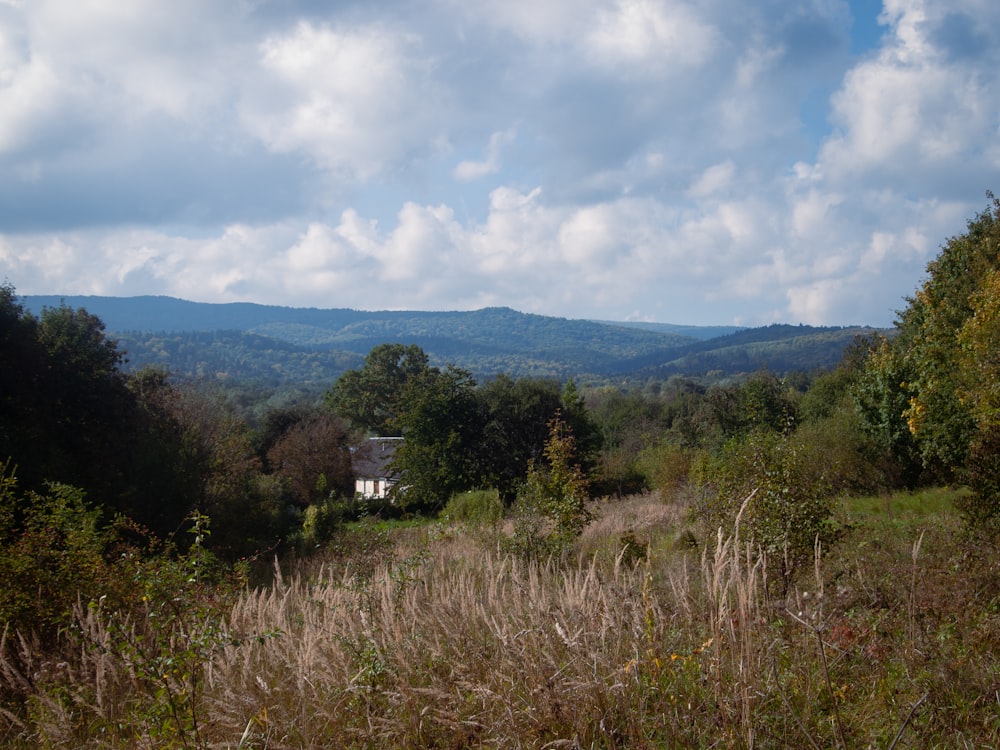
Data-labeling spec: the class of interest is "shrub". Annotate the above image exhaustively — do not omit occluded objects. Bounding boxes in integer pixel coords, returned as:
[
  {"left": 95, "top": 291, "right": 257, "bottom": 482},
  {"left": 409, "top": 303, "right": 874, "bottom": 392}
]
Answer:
[
  {"left": 692, "top": 429, "right": 840, "bottom": 586},
  {"left": 297, "top": 495, "right": 346, "bottom": 550},
  {"left": 442, "top": 488, "right": 504, "bottom": 526},
  {"left": 637, "top": 440, "right": 695, "bottom": 498},
  {"left": 504, "top": 416, "right": 592, "bottom": 560},
  {"left": 788, "top": 406, "right": 883, "bottom": 496},
  {"left": 0, "top": 466, "right": 110, "bottom": 637},
  {"left": 956, "top": 423, "right": 1000, "bottom": 534}
]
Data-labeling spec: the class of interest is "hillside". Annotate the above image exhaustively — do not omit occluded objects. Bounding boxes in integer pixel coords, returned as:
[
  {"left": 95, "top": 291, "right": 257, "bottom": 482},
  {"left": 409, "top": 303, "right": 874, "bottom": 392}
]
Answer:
[{"left": 22, "top": 295, "right": 883, "bottom": 383}]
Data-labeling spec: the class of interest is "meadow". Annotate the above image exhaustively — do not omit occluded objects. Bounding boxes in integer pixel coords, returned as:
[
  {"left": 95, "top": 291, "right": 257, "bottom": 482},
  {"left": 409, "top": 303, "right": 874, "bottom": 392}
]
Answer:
[{"left": 3, "top": 488, "right": 997, "bottom": 749}]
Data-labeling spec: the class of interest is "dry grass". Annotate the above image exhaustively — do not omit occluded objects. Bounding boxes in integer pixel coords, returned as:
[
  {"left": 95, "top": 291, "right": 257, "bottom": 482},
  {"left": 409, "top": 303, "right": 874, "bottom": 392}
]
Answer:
[{"left": 3, "top": 490, "right": 1000, "bottom": 748}]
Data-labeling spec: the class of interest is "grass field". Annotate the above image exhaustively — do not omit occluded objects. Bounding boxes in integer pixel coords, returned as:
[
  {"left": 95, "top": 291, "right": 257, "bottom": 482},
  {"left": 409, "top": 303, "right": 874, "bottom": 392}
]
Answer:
[{"left": 2, "top": 488, "right": 999, "bottom": 748}]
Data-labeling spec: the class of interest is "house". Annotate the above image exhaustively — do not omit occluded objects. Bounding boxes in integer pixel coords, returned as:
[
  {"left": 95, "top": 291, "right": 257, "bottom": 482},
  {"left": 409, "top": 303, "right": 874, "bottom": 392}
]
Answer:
[{"left": 351, "top": 437, "right": 403, "bottom": 501}]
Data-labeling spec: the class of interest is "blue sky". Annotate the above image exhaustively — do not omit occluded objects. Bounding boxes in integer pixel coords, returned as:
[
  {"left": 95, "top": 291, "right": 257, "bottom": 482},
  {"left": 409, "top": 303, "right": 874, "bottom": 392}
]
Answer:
[{"left": 1, "top": 0, "right": 998, "bottom": 326}]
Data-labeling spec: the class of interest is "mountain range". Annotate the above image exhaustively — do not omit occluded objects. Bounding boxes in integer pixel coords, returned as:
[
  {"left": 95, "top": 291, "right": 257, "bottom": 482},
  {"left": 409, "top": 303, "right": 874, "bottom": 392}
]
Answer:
[{"left": 22, "top": 295, "right": 885, "bottom": 385}]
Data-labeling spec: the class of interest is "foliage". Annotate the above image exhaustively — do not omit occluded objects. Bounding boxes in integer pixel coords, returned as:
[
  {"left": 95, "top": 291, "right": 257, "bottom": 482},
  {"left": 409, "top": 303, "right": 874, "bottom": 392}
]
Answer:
[
  {"left": 476, "top": 376, "right": 563, "bottom": 503},
  {"left": 895, "top": 196, "right": 1000, "bottom": 475},
  {"left": 560, "top": 379, "right": 603, "bottom": 472},
  {"left": 0, "top": 466, "right": 109, "bottom": 637},
  {"left": 441, "top": 488, "right": 504, "bottom": 526},
  {"left": 637, "top": 440, "right": 696, "bottom": 498},
  {"left": 797, "top": 355, "right": 862, "bottom": 424},
  {"left": 789, "top": 406, "right": 883, "bottom": 496},
  {"left": 325, "top": 343, "right": 432, "bottom": 435},
  {"left": 392, "top": 366, "right": 484, "bottom": 511},
  {"left": 692, "top": 429, "right": 840, "bottom": 585},
  {"left": 851, "top": 334, "right": 923, "bottom": 487},
  {"left": 665, "top": 370, "right": 797, "bottom": 451},
  {"left": 954, "top": 264, "right": 1000, "bottom": 528},
  {"left": 265, "top": 412, "right": 353, "bottom": 507},
  {"left": 505, "top": 415, "right": 592, "bottom": 560},
  {"left": 0, "top": 292, "right": 137, "bottom": 505}
]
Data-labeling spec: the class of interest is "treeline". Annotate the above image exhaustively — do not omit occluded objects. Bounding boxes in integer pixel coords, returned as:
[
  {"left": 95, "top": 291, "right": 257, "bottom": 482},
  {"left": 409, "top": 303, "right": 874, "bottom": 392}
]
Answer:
[
  {"left": 116, "top": 329, "right": 364, "bottom": 386},
  {"left": 112, "top": 323, "right": 876, "bottom": 387}
]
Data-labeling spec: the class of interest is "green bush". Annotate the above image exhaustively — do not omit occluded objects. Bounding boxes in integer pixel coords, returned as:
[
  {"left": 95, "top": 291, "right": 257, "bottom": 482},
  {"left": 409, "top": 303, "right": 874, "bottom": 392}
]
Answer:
[
  {"left": 0, "top": 466, "right": 110, "bottom": 636},
  {"left": 637, "top": 440, "right": 695, "bottom": 498},
  {"left": 956, "top": 423, "right": 1000, "bottom": 534},
  {"left": 788, "top": 406, "right": 883, "bottom": 496},
  {"left": 297, "top": 495, "right": 346, "bottom": 550},
  {"left": 442, "top": 489, "right": 504, "bottom": 525},
  {"left": 691, "top": 430, "right": 840, "bottom": 587},
  {"left": 503, "top": 417, "right": 592, "bottom": 561}
]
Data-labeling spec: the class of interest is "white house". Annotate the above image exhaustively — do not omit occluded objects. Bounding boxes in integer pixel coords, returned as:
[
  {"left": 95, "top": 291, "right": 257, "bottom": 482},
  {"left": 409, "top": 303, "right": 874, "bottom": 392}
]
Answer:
[{"left": 351, "top": 437, "right": 403, "bottom": 501}]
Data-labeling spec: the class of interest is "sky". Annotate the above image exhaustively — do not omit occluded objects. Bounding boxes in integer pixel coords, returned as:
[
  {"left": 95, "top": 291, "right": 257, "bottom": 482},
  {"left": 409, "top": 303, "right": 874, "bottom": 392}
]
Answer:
[{"left": 1, "top": 0, "right": 998, "bottom": 327}]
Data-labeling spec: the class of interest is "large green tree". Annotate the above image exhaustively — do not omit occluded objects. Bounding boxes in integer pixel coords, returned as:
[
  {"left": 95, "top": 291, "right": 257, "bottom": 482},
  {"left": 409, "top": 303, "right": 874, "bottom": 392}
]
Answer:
[
  {"left": 894, "top": 196, "right": 1000, "bottom": 476},
  {"left": 0, "top": 291, "right": 137, "bottom": 502},
  {"left": 477, "top": 376, "right": 564, "bottom": 503},
  {"left": 392, "top": 367, "right": 484, "bottom": 511},
  {"left": 325, "top": 343, "right": 431, "bottom": 435},
  {"left": 857, "top": 196, "right": 1000, "bottom": 522}
]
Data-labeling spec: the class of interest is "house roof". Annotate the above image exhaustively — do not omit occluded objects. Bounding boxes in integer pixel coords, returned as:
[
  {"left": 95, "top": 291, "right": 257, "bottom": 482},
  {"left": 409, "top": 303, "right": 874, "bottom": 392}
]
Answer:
[{"left": 351, "top": 437, "right": 402, "bottom": 479}]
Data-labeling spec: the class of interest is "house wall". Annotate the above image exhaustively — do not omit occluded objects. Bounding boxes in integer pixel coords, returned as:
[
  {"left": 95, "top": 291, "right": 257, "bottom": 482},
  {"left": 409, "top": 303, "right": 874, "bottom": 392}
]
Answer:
[{"left": 356, "top": 477, "right": 395, "bottom": 500}]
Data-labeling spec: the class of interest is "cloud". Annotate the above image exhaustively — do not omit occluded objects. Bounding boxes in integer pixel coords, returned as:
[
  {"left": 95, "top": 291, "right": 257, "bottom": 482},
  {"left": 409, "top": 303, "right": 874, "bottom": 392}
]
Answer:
[
  {"left": 585, "top": 0, "right": 718, "bottom": 73},
  {"left": 687, "top": 161, "right": 736, "bottom": 199},
  {"left": 244, "top": 20, "right": 449, "bottom": 180},
  {"left": 818, "top": 0, "right": 1000, "bottom": 189},
  {"left": 453, "top": 128, "right": 517, "bottom": 182}
]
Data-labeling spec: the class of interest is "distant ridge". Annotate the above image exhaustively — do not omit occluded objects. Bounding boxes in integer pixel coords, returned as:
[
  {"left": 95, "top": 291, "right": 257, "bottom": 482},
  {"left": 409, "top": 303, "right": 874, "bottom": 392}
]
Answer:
[{"left": 21, "top": 295, "right": 883, "bottom": 383}]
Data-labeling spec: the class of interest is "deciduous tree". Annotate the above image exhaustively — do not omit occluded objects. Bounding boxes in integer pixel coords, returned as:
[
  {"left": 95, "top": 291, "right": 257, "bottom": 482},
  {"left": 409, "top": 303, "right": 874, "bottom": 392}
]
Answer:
[{"left": 325, "top": 343, "right": 431, "bottom": 435}]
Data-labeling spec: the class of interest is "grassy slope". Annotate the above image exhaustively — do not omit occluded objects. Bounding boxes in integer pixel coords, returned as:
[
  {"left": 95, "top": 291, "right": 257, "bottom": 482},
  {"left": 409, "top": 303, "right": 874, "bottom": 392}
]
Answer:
[{"left": 4, "top": 488, "right": 999, "bottom": 747}]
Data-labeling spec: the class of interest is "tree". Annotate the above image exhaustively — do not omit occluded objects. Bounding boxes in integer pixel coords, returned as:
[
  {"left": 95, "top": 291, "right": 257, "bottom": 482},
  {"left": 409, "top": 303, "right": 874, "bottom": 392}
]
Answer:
[
  {"left": 679, "top": 372, "right": 797, "bottom": 450},
  {"left": 266, "top": 413, "right": 353, "bottom": 507},
  {"left": 392, "top": 367, "right": 484, "bottom": 511},
  {"left": 477, "top": 376, "right": 563, "bottom": 503},
  {"left": 0, "top": 294, "right": 139, "bottom": 503},
  {"left": 507, "top": 415, "right": 592, "bottom": 559},
  {"left": 325, "top": 343, "right": 432, "bottom": 435},
  {"left": 955, "top": 265, "right": 1000, "bottom": 527},
  {"left": 894, "top": 195, "right": 1000, "bottom": 475},
  {"left": 851, "top": 335, "right": 922, "bottom": 487},
  {"left": 560, "top": 379, "right": 602, "bottom": 473},
  {"left": 0, "top": 284, "right": 44, "bottom": 478}
]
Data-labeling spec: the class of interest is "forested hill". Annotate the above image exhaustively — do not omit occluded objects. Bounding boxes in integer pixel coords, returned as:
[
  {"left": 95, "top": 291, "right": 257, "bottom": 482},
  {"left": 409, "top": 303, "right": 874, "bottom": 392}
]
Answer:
[{"left": 22, "top": 295, "right": 883, "bottom": 383}]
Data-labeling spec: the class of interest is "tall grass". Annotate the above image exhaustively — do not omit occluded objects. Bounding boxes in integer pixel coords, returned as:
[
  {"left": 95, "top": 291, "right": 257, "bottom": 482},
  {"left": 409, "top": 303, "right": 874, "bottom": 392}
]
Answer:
[{"left": 2, "top": 491, "right": 999, "bottom": 748}]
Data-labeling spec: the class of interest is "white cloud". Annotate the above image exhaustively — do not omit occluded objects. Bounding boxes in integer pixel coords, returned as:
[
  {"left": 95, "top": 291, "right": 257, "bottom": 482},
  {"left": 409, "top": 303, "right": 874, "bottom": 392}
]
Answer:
[
  {"left": 453, "top": 128, "right": 517, "bottom": 181},
  {"left": 687, "top": 161, "right": 736, "bottom": 199},
  {"left": 245, "top": 21, "right": 448, "bottom": 180},
  {"left": 818, "top": 0, "right": 1000, "bottom": 186},
  {"left": 585, "top": 0, "right": 718, "bottom": 73}
]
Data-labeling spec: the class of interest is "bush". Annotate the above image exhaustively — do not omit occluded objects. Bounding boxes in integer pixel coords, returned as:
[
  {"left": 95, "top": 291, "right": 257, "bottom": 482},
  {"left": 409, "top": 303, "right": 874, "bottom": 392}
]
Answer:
[
  {"left": 297, "top": 495, "right": 346, "bottom": 550},
  {"left": 442, "top": 489, "right": 504, "bottom": 526},
  {"left": 0, "top": 466, "right": 110, "bottom": 637},
  {"left": 956, "top": 423, "right": 1000, "bottom": 534},
  {"left": 637, "top": 440, "right": 695, "bottom": 499},
  {"left": 691, "top": 430, "right": 840, "bottom": 587},
  {"left": 503, "top": 417, "right": 592, "bottom": 561},
  {"left": 788, "top": 407, "right": 883, "bottom": 496}
]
